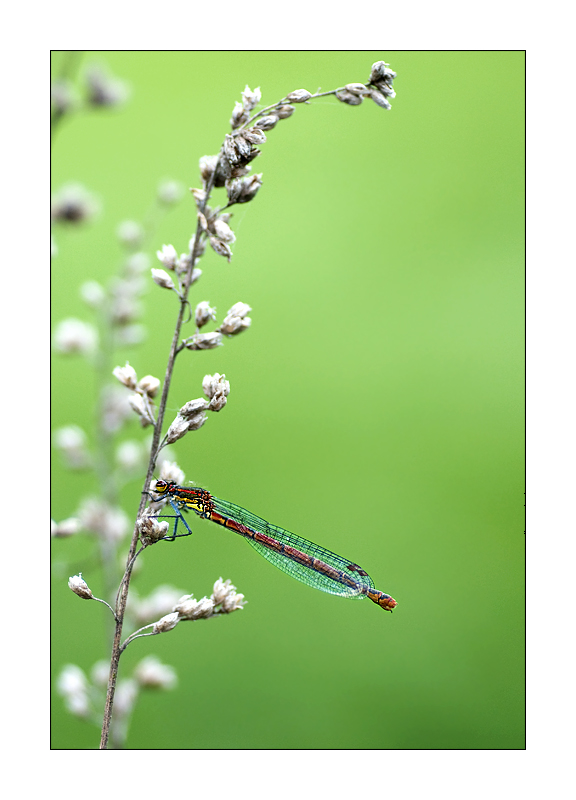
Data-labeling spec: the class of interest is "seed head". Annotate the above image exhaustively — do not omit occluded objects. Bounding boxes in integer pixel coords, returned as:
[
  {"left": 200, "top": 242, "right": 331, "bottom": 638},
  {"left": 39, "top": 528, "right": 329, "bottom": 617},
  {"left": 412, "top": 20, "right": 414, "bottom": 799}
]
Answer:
[
  {"left": 242, "top": 85, "right": 261, "bottom": 112},
  {"left": 68, "top": 573, "right": 93, "bottom": 600},
  {"left": 258, "top": 114, "right": 279, "bottom": 131},
  {"left": 183, "top": 332, "right": 223, "bottom": 350},
  {"left": 137, "top": 375, "right": 161, "bottom": 398},
  {"left": 151, "top": 268, "right": 176, "bottom": 290},
  {"left": 155, "top": 244, "right": 178, "bottom": 270},
  {"left": 153, "top": 612, "right": 180, "bottom": 633},
  {"left": 195, "top": 301, "right": 217, "bottom": 328},
  {"left": 113, "top": 362, "right": 138, "bottom": 389},
  {"left": 286, "top": 89, "right": 312, "bottom": 103},
  {"left": 134, "top": 656, "right": 177, "bottom": 689},
  {"left": 53, "top": 318, "right": 98, "bottom": 355}
]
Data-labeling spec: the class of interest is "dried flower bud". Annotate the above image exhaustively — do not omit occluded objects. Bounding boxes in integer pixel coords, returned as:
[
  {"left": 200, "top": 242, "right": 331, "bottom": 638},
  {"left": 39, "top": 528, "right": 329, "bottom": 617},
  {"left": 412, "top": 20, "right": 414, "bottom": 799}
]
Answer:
[
  {"left": 113, "top": 362, "right": 138, "bottom": 389},
  {"left": 276, "top": 104, "right": 295, "bottom": 119},
  {"left": 226, "top": 173, "right": 263, "bottom": 205},
  {"left": 68, "top": 573, "right": 93, "bottom": 600},
  {"left": 212, "top": 218, "right": 236, "bottom": 243},
  {"left": 179, "top": 398, "right": 209, "bottom": 419},
  {"left": 128, "top": 393, "right": 155, "bottom": 426},
  {"left": 138, "top": 375, "right": 161, "bottom": 398},
  {"left": 286, "top": 89, "right": 312, "bottom": 103},
  {"left": 156, "top": 244, "right": 178, "bottom": 269},
  {"left": 202, "top": 372, "right": 231, "bottom": 399},
  {"left": 183, "top": 332, "right": 223, "bottom": 350},
  {"left": 174, "top": 594, "right": 215, "bottom": 620},
  {"left": 209, "top": 236, "right": 233, "bottom": 261},
  {"left": 151, "top": 268, "right": 176, "bottom": 290},
  {"left": 188, "top": 411, "right": 208, "bottom": 431},
  {"left": 369, "top": 61, "right": 396, "bottom": 85},
  {"left": 227, "top": 301, "right": 252, "bottom": 318},
  {"left": 243, "top": 127, "right": 267, "bottom": 144},
  {"left": 242, "top": 85, "right": 261, "bottom": 112},
  {"left": 230, "top": 101, "right": 249, "bottom": 129},
  {"left": 208, "top": 394, "right": 227, "bottom": 412},
  {"left": 165, "top": 415, "right": 191, "bottom": 444},
  {"left": 258, "top": 114, "right": 279, "bottom": 131},
  {"left": 53, "top": 318, "right": 98, "bottom": 355},
  {"left": 153, "top": 612, "right": 180, "bottom": 634},
  {"left": 137, "top": 516, "right": 170, "bottom": 545},
  {"left": 134, "top": 656, "right": 177, "bottom": 689},
  {"left": 345, "top": 83, "right": 369, "bottom": 95},
  {"left": 194, "top": 301, "right": 217, "bottom": 328},
  {"left": 336, "top": 90, "right": 363, "bottom": 106},
  {"left": 368, "top": 89, "right": 392, "bottom": 110},
  {"left": 199, "top": 155, "right": 218, "bottom": 183}
]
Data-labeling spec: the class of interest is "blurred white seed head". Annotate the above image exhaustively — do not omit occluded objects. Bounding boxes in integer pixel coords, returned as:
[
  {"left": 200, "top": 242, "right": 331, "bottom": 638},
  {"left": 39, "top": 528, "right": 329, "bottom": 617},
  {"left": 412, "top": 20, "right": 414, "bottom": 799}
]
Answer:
[
  {"left": 125, "top": 252, "right": 151, "bottom": 276},
  {"left": 68, "top": 573, "right": 93, "bottom": 599},
  {"left": 157, "top": 179, "right": 184, "bottom": 205},
  {"left": 113, "top": 678, "right": 138, "bottom": 717},
  {"left": 57, "top": 665, "right": 91, "bottom": 718},
  {"left": 117, "top": 220, "right": 144, "bottom": 248},
  {"left": 53, "top": 318, "right": 98, "bottom": 355},
  {"left": 113, "top": 362, "right": 138, "bottom": 389},
  {"left": 52, "top": 517, "right": 81, "bottom": 538},
  {"left": 78, "top": 497, "right": 130, "bottom": 542},
  {"left": 51, "top": 183, "right": 100, "bottom": 224},
  {"left": 195, "top": 301, "right": 217, "bottom": 328},
  {"left": 220, "top": 300, "right": 252, "bottom": 335},
  {"left": 85, "top": 64, "right": 130, "bottom": 108},
  {"left": 116, "top": 440, "right": 144, "bottom": 471},
  {"left": 80, "top": 280, "right": 106, "bottom": 308},
  {"left": 129, "top": 585, "right": 185, "bottom": 626},
  {"left": 91, "top": 660, "right": 110, "bottom": 688},
  {"left": 134, "top": 656, "right": 178, "bottom": 689},
  {"left": 53, "top": 425, "right": 91, "bottom": 469}
]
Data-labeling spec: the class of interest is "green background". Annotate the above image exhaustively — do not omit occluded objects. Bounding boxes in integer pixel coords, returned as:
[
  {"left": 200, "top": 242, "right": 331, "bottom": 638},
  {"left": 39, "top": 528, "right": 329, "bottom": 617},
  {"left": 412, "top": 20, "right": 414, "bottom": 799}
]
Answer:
[{"left": 51, "top": 51, "right": 525, "bottom": 749}]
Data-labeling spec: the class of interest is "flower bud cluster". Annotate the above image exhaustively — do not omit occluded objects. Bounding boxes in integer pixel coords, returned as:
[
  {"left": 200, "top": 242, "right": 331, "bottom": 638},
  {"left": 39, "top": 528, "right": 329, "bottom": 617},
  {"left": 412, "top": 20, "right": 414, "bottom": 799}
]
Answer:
[
  {"left": 113, "top": 362, "right": 160, "bottom": 428},
  {"left": 334, "top": 61, "right": 396, "bottom": 111},
  {"left": 162, "top": 372, "right": 231, "bottom": 446},
  {"left": 53, "top": 318, "right": 98, "bottom": 355},
  {"left": 170, "top": 577, "right": 246, "bottom": 623},
  {"left": 219, "top": 301, "right": 252, "bottom": 336},
  {"left": 56, "top": 665, "right": 91, "bottom": 718}
]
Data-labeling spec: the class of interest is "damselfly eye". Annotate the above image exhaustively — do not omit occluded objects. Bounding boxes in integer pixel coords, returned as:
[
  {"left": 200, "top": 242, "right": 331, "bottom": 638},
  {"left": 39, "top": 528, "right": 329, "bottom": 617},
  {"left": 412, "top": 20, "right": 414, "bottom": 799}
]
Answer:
[{"left": 154, "top": 480, "right": 167, "bottom": 493}]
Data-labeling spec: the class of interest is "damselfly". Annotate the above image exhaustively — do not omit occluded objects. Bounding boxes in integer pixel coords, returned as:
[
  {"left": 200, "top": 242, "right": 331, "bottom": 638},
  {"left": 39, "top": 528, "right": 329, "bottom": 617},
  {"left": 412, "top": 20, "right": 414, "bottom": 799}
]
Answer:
[{"left": 150, "top": 480, "right": 397, "bottom": 612}]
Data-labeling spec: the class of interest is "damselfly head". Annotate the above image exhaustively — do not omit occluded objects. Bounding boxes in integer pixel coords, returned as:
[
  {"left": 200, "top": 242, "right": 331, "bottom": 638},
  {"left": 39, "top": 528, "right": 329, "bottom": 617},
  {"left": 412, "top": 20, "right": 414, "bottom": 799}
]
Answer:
[{"left": 152, "top": 479, "right": 171, "bottom": 495}]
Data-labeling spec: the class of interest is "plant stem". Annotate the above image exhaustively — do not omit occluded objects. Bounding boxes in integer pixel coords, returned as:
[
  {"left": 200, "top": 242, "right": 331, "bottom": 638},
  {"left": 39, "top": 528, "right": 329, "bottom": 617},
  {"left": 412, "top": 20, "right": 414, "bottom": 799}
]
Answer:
[{"left": 99, "top": 148, "right": 222, "bottom": 750}]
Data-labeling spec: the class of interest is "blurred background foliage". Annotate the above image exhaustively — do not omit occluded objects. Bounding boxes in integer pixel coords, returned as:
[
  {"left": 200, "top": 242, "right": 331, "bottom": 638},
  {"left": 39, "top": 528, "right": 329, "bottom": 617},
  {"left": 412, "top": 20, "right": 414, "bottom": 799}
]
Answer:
[{"left": 51, "top": 51, "right": 524, "bottom": 749}]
